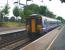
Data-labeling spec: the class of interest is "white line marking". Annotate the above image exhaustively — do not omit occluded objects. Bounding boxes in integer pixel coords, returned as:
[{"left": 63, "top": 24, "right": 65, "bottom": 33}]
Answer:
[{"left": 46, "top": 26, "right": 64, "bottom": 50}]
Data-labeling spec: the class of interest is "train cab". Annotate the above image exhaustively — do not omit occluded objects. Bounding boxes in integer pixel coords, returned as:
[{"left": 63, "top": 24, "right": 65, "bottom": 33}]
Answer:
[{"left": 26, "top": 14, "right": 43, "bottom": 40}]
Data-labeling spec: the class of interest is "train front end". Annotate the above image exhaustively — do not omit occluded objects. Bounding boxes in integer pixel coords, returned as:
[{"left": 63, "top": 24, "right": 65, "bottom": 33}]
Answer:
[{"left": 26, "top": 14, "right": 43, "bottom": 40}]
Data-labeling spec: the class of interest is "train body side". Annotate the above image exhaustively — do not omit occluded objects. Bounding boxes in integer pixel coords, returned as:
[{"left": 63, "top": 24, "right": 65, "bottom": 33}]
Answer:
[{"left": 41, "top": 16, "right": 60, "bottom": 33}]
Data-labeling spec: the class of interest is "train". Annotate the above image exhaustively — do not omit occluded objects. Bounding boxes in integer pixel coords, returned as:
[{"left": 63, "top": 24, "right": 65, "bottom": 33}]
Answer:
[{"left": 26, "top": 14, "right": 61, "bottom": 40}]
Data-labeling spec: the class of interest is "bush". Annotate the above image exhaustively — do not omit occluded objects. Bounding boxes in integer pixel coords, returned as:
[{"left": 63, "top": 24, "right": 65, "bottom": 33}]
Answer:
[
  {"left": 0, "top": 22, "right": 4, "bottom": 26},
  {"left": 9, "top": 17, "right": 16, "bottom": 22}
]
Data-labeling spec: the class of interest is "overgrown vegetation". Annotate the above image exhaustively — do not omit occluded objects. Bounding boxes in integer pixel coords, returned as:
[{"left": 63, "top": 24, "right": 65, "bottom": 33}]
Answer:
[{"left": 0, "top": 22, "right": 25, "bottom": 27}]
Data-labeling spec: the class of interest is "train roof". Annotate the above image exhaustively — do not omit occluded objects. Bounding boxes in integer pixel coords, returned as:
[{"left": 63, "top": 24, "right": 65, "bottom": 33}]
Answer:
[
  {"left": 29, "top": 14, "right": 40, "bottom": 16},
  {"left": 42, "top": 16, "right": 58, "bottom": 21},
  {"left": 29, "top": 14, "right": 61, "bottom": 22}
]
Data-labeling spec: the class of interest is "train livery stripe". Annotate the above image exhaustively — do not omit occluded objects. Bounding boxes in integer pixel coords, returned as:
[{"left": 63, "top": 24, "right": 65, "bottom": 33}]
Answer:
[
  {"left": 31, "top": 19, "right": 36, "bottom": 32},
  {"left": 37, "top": 25, "right": 42, "bottom": 31}
]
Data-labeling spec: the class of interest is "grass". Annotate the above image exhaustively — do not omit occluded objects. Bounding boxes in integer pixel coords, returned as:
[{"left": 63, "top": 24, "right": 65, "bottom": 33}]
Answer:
[{"left": 0, "top": 22, "right": 26, "bottom": 28}]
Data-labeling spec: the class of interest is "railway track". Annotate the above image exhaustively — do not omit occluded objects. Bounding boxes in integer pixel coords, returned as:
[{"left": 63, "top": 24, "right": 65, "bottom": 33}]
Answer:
[
  {"left": 12, "top": 39, "right": 32, "bottom": 50},
  {"left": 1, "top": 38, "right": 30, "bottom": 50},
  {"left": 0, "top": 29, "right": 29, "bottom": 49}
]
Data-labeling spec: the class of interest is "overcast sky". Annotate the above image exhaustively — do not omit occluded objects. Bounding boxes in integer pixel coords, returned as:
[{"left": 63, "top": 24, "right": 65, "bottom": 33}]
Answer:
[{"left": 0, "top": 0, "right": 65, "bottom": 19}]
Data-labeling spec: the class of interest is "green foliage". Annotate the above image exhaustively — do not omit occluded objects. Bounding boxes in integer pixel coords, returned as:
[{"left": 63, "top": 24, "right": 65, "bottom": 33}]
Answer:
[
  {"left": 13, "top": 6, "right": 19, "bottom": 17},
  {"left": 0, "top": 22, "right": 25, "bottom": 27},
  {"left": 39, "top": 6, "right": 47, "bottom": 16},
  {"left": 28, "top": 4, "right": 40, "bottom": 14},
  {"left": 49, "top": 0, "right": 65, "bottom": 3},
  {"left": 24, "top": 4, "right": 40, "bottom": 17},
  {"left": 39, "top": 6, "right": 56, "bottom": 18},
  {"left": 24, "top": 8, "right": 33, "bottom": 16},
  {"left": 56, "top": 16, "right": 63, "bottom": 21},
  {"left": 19, "top": 9, "right": 26, "bottom": 23},
  {"left": 0, "top": 11, "right": 3, "bottom": 22},
  {"left": 56, "top": 16, "right": 65, "bottom": 23},
  {"left": 47, "top": 11, "right": 56, "bottom": 18},
  {"left": 2, "top": 4, "right": 10, "bottom": 15},
  {"left": 0, "top": 4, "right": 9, "bottom": 22},
  {"left": 19, "top": 9, "right": 23, "bottom": 17},
  {"left": 0, "top": 22, "right": 4, "bottom": 26}
]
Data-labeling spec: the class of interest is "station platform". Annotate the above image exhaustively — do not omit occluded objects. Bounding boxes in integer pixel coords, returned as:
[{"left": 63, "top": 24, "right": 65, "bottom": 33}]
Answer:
[
  {"left": 0, "top": 28, "right": 26, "bottom": 35},
  {"left": 20, "top": 26, "right": 64, "bottom": 50}
]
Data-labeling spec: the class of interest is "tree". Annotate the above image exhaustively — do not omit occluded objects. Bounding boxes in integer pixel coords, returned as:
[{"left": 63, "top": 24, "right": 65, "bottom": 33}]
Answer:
[
  {"left": 0, "top": 11, "right": 3, "bottom": 22},
  {"left": 24, "top": 4, "right": 40, "bottom": 17},
  {"left": 1, "top": 4, "right": 10, "bottom": 22},
  {"left": 60, "top": 0, "right": 65, "bottom": 3},
  {"left": 49, "top": 0, "right": 65, "bottom": 3},
  {"left": 28, "top": 4, "right": 40, "bottom": 14},
  {"left": 47, "top": 11, "right": 56, "bottom": 18},
  {"left": 56, "top": 16, "right": 65, "bottom": 23},
  {"left": 13, "top": 6, "right": 19, "bottom": 20},
  {"left": 39, "top": 6, "right": 56, "bottom": 18},
  {"left": 19, "top": 9, "right": 26, "bottom": 23},
  {"left": 39, "top": 6, "right": 48, "bottom": 16},
  {"left": 2, "top": 4, "right": 10, "bottom": 15},
  {"left": 56, "top": 16, "right": 63, "bottom": 21},
  {"left": 19, "top": 9, "right": 23, "bottom": 17}
]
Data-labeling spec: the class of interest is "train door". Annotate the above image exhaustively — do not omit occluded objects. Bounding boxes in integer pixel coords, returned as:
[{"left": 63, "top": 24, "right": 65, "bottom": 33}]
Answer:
[
  {"left": 26, "top": 16, "right": 36, "bottom": 33},
  {"left": 31, "top": 18, "right": 36, "bottom": 33}
]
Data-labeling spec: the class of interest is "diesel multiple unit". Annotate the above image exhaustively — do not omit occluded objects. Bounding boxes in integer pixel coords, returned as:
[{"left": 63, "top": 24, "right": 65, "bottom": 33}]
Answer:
[{"left": 26, "top": 14, "right": 61, "bottom": 39}]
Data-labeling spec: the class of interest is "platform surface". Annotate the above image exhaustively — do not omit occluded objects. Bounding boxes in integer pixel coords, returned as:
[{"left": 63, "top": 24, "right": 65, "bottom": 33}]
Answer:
[
  {"left": 47, "top": 26, "right": 65, "bottom": 50},
  {"left": 0, "top": 28, "right": 26, "bottom": 35}
]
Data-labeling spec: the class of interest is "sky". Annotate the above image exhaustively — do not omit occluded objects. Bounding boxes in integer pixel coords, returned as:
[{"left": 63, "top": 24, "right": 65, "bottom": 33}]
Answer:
[{"left": 0, "top": 0, "right": 65, "bottom": 19}]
